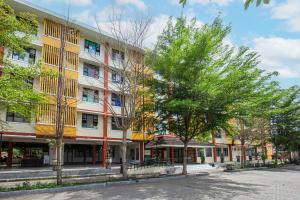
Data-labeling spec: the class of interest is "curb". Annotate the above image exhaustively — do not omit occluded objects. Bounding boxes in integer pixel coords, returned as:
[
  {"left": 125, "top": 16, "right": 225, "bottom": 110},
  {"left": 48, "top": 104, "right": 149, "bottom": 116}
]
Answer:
[
  {"left": 0, "top": 172, "right": 210, "bottom": 198},
  {"left": 224, "top": 167, "right": 268, "bottom": 172}
]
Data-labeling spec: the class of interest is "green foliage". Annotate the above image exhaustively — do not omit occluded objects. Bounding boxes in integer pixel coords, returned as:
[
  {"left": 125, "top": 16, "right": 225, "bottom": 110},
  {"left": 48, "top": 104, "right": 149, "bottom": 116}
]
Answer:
[
  {"left": 0, "top": 0, "right": 44, "bottom": 130},
  {"left": 0, "top": 0, "right": 38, "bottom": 53},
  {"left": 244, "top": 0, "right": 270, "bottom": 10},
  {"left": 271, "top": 86, "right": 300, "bottom": 152},
  {"left": 147, "top": 16, "right": 277, "bottom": 145}
]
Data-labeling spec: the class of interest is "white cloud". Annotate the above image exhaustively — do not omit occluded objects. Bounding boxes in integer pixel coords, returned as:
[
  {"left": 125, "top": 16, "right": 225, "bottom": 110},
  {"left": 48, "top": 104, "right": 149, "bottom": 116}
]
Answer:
[
  {"left": 271, "top": 0, "right": 300, "bottom": 32},
  {"left": 116, "top": 0, "right": 147, "bottom": 10},
  {"left": 170, "top": 0, "right": 233, "bottom": 6},
  {"left": 253, "top": 37, "right": 300, "bottom": 78},
  {"left": 42, "top": 0, "right": 92, "bottom": 6}
]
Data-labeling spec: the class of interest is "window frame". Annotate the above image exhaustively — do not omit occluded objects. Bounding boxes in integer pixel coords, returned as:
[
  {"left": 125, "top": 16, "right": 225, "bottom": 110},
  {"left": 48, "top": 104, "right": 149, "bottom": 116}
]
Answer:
[
  {"left": 111, "top": 93, "right": 122, "bottom": 107},
  {"left": 82, "top": 88, "right": 99, "bottom": 103},
  {"left": 84, "top": 39, "right": 100, "bottom": 56},
  {"left": 111, "top": 117, "right": 122, "bottom": 130},
  {"left": 81, "top": 113, "right": 98, "bottom": 129},
  {"left": 6, "top": 112, "right": 29, "bottom": 123},
  {"left": 205, "top": 148, "right": 212, "bottom": 157},
  {"left": 83, "top": 63, "right": 99, "bottom": 79},
  {"left": 111, "top": 49, "right": 125, "bottom": 61}
]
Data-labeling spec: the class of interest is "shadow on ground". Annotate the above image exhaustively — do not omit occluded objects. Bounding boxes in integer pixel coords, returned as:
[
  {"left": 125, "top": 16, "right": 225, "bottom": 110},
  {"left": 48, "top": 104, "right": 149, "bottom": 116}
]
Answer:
[{"left": 30, "top": 174, "right": 264, "bottom": 200}]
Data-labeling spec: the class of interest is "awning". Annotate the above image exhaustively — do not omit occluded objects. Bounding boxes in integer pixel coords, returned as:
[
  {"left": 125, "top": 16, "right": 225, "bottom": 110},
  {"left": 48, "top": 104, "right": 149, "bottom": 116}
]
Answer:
[{"left": 145, "top": 134, "right": 213, "bottom": 148}]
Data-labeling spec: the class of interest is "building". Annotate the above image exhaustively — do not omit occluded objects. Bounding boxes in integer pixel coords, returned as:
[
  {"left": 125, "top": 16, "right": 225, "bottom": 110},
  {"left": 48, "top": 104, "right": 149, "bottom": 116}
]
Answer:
[
  {"left": 145, "top": 130, "right": 273, "bottom": 165},
  {"left": 0, "top": 0, "right": 148, "bottom": 168}
]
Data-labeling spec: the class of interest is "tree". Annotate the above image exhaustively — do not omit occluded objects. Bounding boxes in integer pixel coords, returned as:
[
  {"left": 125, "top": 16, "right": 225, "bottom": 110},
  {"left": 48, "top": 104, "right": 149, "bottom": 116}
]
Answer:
[
  {"left": 178, "top": 0, "right": 270, "bottom": 9},
  {"left": 0, "top": 0, "right": 43, "bottom": 130},
  {"left": 270, "top": 86, "right": 300, "bottom": 164},
  {"left": 90, "top": 8, "right": 151, "bottom": 179},
  {"left": 148, "top": 15, "right": 280, "bottom": 173}
]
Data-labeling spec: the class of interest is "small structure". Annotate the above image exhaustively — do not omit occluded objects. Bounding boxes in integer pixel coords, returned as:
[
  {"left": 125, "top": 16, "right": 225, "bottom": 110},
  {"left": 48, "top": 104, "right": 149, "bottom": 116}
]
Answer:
[{"left": 146, "top": 134, "right": 213, "bottom": 164}]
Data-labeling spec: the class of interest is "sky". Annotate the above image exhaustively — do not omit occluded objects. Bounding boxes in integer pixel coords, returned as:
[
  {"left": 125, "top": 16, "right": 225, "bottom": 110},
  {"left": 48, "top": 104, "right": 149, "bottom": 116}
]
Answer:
[{"left": 25, "top": 0, "right": 300, "bottom": 88}]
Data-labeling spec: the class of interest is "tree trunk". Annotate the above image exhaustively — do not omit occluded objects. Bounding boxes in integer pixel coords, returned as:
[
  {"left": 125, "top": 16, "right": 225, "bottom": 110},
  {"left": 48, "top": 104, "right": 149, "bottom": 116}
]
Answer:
[
  {"left": 241, "top": 140, "right": 245, "bottom": 168},
  {"left": 56, "top": 138, "right": 63, "bottom": 185},
  {"left": 121, "top": 129, "right": 128, "bottom": 179},
  {"left": 262, "top": 143, "right": 266, "bottom": 165},
  {"left": 182, "top": 141, "right": 188, "bottom": 175},
  {"left": 275, "top": 145, "right": 278, "bottom": 166}
]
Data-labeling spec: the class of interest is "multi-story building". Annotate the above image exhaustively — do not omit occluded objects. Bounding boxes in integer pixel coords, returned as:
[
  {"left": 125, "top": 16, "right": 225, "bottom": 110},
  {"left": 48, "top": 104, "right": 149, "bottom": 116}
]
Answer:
[{"left": 0, "top": 0, "right": 150, "bottom": 167}]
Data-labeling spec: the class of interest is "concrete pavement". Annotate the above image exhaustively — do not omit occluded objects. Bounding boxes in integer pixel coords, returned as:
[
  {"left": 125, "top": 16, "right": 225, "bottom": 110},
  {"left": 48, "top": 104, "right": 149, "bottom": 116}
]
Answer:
[{"left": 1, "top": 165, "right": 299, "bottom": 200}]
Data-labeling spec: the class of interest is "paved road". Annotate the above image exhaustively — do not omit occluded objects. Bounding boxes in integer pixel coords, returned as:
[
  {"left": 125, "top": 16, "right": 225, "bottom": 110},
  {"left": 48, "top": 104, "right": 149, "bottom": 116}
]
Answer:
[{"left": 3, "top": 165, "right": 300, "bottom": 200}]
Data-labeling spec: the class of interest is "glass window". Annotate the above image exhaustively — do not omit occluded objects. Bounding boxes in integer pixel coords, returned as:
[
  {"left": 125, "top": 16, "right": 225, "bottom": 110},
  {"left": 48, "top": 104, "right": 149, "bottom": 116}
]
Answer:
[
  {"left": 6, "top": 112, "right": 29, "bottom": 123},
  {"left": 223, "top": 148, "right": 229, "bottom": 157},
  {"left": 83, "top": 63, "right": 99, "bottom": 79},
  {"left": 12, "top": 48, "right": 36, "bottom": 64},
  {"left": 111, "top": 117, "right": 122, "bottom": 130},
  {"left": 84, "top": 39, "right": 100, "bottom": 56},
  {"left": 205, "top": 148, "right": 212, "bottom": 157},
  {"left": 82, "top": 114, "right": 98, "bottom": 129},
  {"left": 216, "top": 147, "right": 222, "bottom": 157},
  {"left": 82, "top": 88, "right": 99, "bottom": 103},
  {"left": 111, "top": 93, "right": 122, "bottom": 106},
  {"left": 112, "top": 72, "right": 124, "bottom": 83},
  {"left": 112, "top": 49, "right": 124, "bottom": 61}
]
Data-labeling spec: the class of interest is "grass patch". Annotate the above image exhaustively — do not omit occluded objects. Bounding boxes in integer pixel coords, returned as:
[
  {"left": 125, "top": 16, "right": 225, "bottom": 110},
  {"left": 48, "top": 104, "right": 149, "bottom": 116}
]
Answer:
[{"left": 0, "top": 181, "right": 74, "bottom": 192}]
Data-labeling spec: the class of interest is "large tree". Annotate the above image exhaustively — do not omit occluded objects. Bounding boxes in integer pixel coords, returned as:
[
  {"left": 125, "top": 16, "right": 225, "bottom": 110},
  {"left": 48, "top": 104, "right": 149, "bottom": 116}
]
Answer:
[
  {"left": 0, "top": 0, "right": 43, "bottom": 130},
  {"left": 147, "top": 16, "right": 277, "bottom": 174}
]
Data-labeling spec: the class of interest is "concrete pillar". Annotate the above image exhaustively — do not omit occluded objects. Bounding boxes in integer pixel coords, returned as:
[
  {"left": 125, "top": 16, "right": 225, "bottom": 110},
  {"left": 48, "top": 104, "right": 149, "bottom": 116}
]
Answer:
[
  {"left": 243, "top": 145, "right": 247, "bottom": 161},
  {"left": 139, "top": 142, "right": 144, "bottom": 163},
  {"left": 229, "top": 144, "right": 233, "bottom": 161},
  {"left": 92, "top": 145, "right": 96, "bottom": 165},
  {"left": 102, "top": 141, "right": 107, "bottom": 168},
  {"left": 7, "top": 142, "right": 13, "bottom": 167},
  {"left": 169, "top": 147, "right": 174, "bottom": 163}
]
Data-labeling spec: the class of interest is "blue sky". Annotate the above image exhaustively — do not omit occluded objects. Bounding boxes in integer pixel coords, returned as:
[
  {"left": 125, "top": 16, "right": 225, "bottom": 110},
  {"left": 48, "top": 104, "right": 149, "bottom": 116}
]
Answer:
[{"left": 26, "top": 0, "right": 300, "bottom": 88}]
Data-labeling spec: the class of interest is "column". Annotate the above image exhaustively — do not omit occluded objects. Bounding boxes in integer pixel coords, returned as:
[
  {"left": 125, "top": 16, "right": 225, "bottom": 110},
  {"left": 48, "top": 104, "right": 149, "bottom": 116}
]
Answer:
[
  {"left": 169, "top": 147, "right": 174, "bottom": 163},
  {"left": 229, "top": 144, "right": 233, "bottom": 162},
  {"left": 243, "top": 145, "right": 247, "bottom": 161},
  {"left": 194, "top": 148, "right": 198, "bottom": 163},
  {"left": 139, "top": 142, "right": 144, "bottom": 163},
  {"left": 92, "top": 145, "right": 96, "bottom": 165},
  {"left": 7, "top": 142, "right": 13, "bottom": 167}
]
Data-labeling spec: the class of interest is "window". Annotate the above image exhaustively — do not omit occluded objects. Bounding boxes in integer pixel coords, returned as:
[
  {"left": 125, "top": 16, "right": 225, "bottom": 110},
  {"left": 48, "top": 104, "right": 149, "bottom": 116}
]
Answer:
[
  {"left": 6, "top": 112, "right": 29, "bottom": 123},
  {"left": 83, "top": 63, "right": 99, "bottom": 79},
  {"left": 111, "top": 117, "right": 122, "bottom": 130},
  {"left": 215, "top": 131, "right": 222, "bottom": 138},
  {"left": 84, "top": 40, "right": 100, "bottom": 56},
  {"left": 82, "top": 114, "right": 98, "bottom": 129},
  {"left": 112, "top": 49, "right": 124, "bottom": 61},
  {"left": 82, "top": 88, "right": 99, "bottom": 103},
  {"left": 111, "top": 93, "right": 122, "bottom": 107},
  {"left": 205, "top": 148, "right": 212, "bottom": 157},
  {"left": 198, "top": 148, "right": 204, "bottom": 157},
  {"left": 112, "top": 72, "right": 124, "bottom": 83},
  {"left": 223, "top": 148, "right": 229, "bottom": 157},
  {"left": 216, "top": 147, "right": 222, "bottom": 157},
  {"left": 12, "top": 48, "right": 36, "bottom": 64}
]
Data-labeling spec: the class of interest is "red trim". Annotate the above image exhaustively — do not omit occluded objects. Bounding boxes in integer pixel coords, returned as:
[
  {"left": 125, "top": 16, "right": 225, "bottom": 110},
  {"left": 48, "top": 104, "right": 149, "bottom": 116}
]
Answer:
[
  {"left": 76, "top": 136, "right": 102, "bottom": 140},
  {"left": 139, "top": 142, "right": 144, "bottom": 162},
  {"left": 228, "top": 144, "right": 232, "bottom": 161},
  {"left": 0, "top": 132, "right": 36, "bottom": 136},
  {"left": 77, "top": 109, "right": 104, "bottom": 114},
  {"left": 170, "top": 147, "right": 174, "bottom": 163},
  {"left": 243, "top": 145, "right": 247, "bottom": 161}
]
